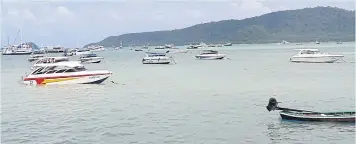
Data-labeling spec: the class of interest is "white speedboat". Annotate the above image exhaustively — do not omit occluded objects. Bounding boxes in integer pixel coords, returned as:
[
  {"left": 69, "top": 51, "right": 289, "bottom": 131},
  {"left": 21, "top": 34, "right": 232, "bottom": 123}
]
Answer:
[
  {"left": 166, "top": 49, "right": 188, "bottom": 54},
  {"left": 28, "top": 55, "right": 45, "bottom": 62},
  {"left": 22, "top": 61, "right": 112, "bottom": 85},
  {"left": 195, "top": 50, "right": 226, "bottom": 60},
  {"left": 75, "top": 49, "right": 92, "bottom": 55},
  {"left": 31, "top": 57, "right": 69, "bottom": 69},
  {"left": 142, "top": 52, "right": 174, "bottom": 64},
  {"left": 87, "top": 45, "right": 106, "bottom": 52},
  {"left": 79, "top": 54, "right": 103, "bottom": 64},
  {"left": 290, "top": 49, "right": 344, "bottom": 63}
]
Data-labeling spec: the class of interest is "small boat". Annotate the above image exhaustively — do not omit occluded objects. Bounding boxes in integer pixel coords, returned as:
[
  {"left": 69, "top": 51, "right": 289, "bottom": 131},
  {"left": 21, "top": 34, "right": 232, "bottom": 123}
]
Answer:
[
  {"left": 195, "top": 50, "right": 226, "bottom": 60},
  {"left": 336, "top": 41, "right": 343, "bottom": 44},
  {"left": 114, "top": 41, "right": 123, "bottom": 50},
  {"left": 142, "top": 52, "right": 175, "bottom": 64},
  {"left": 290, "top": 49, "right": 344, "bottom": 63},
  {"left": 166, "top": 49, "right": 188, "bottom": 54},
  {"left": 135, "top": 49, "right": 143, "bottom": 51},
  {"left": 187, "top": 45, "right": 198, "bottom": 49},
  {"left": 155, "top": 46, "right": 165, "bottom": 49},
  {"left": 315, "top": 41, "right": 320, "bottom": 44},
  {"left": 75, "top": 49, "right": 92, "bottom": 55},
  {"left": 28, "top": 55, "right": 44, "bottom": 62},
  {"left": 208, "top": 44, "right": 216, "bottom": 47},
  {"left": 87, "top": 45, "right": 106, "bottom": 52},
  {"left": 63, "top": 49, "right": 75, "bottom": 56},
  {"left": 266, "top": 98, "right": 355, "bottom": 122},
  {"left": 223, "top": 43, "right": 232, "bottom": 46},
  {"left": 22, "top": 61, "right": 112, "bottom": 85},
  {"left": 79, "top": 54, "right": 103, "bottom": 64},
  {"left": 31, "top": 57, "right": 69, "bottom": 70}
]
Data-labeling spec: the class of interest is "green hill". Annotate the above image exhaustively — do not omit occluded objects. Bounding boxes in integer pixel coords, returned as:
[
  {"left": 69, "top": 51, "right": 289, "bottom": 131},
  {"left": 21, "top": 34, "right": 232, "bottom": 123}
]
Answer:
[{"left": 85, "top": 6, "right": 355, "bottom": 47}]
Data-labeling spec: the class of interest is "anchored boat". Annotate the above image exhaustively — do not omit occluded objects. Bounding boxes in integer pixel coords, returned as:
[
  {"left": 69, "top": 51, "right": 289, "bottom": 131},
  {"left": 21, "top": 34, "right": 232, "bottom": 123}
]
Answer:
[
  {"left": 31, "top": 57, "right": 69, "bottom": 70},
  {"left": 28, "top": 55, "right": 45, "bottom": 62},
  {"left": 23, "top": 61, "right": 112, "bottom": 85},
  {"left": 195, "top": 50, "right": 226, "bottom": 60},
  {"left": 142, "top": 52, "right": 175, "bottom": 64},
  {"left": 266, "top": 98, "right": 355, "bottom": 122},
  {"left": 290, "top": 49, "right": 344, "bottom": 63},
  {"left": 79, "top": 54, "right": 103, "bottom": 64}
]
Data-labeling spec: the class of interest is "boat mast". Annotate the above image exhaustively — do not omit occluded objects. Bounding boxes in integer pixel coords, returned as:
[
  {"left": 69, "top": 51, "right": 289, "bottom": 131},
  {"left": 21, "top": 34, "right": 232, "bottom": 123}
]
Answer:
[
  {"left": 19, "top": 0, "right": 23, "bottom": 48},
  {"left": 1, "top": 0, "right": 3, "bottom": 48}
]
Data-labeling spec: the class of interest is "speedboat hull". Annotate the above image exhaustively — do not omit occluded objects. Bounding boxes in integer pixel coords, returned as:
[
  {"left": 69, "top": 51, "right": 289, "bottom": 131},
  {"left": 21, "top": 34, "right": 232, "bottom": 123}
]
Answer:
[
  {"left": 142, "top": 57, "right": 172, "bottom": 64},
  {"left": 80, "top": 59, "right": 102, "bottom": 64},
  {"left": 3, "top": 52, "right": 32, "bottom": 55},
  {"left": 23, "top": 70, "right": 112, "bottom": 85},
  {"left": 143, "top": 61, "right": 171, "bottom": 64},
  {"left": 80, "top": 57, "right": 103, "bottom": 64},
  {"left": 280, "top": 111, "right": 355, "bottom": 122},
  {"left": 195, "top": 54, "right": 226, "bottom": 60},
  {"left": 290, "top": 56, "right": 343, "bottom": 63},
  {"left": 89, "top": 48, "right": 106, "bottom": 52},
  {"left": 75, "top": 51, "right": 92, "bottom": 55}
]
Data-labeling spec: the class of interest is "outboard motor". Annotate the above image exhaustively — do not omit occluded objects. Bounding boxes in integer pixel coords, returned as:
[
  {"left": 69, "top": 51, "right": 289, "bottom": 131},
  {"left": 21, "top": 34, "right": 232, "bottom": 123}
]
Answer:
[{"left": 266, "top": 98, "right": 278, "bottom": 112}]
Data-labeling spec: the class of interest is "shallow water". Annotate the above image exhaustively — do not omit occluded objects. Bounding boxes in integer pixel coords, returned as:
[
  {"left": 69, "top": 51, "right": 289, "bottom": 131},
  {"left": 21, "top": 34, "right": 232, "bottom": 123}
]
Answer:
[{"left": 1, "top": 42, "right": 355, "bottom": 144}]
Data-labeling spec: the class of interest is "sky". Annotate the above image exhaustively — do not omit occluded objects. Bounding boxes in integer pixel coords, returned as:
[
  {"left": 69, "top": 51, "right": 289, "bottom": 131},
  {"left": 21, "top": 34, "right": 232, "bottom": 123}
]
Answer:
[{"left": 1, "top": 0, "right": 355, "bottom": 47}]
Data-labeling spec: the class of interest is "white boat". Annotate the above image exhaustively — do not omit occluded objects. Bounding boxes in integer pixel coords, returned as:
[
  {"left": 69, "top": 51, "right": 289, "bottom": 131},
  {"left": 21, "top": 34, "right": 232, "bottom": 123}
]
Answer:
[
  {"left": 87, "top": 45, "right": 106, "bottom": 52},
  {"left": 166, "top": 49, "right": 188, "bottom": 54},
  {"left": 290, "top": 49, "right": 344, "bottom": 63},
  {"left": 114, "top": 41, "right": 123, "bottom": 50},
  {"left": 195, "top": 50, "right": 226, "bottom": 60},
  {"left": 79, "top": 54, "right": 103, "bottom": 64},
  {"left": 22, "top": 61, "right": 112, "bottom": 85},
  {"left": 31, "top": 57, "right": 69, "bottom": 69},
  {"left": 142, "top": 52, "right": 175, "bottom": 64},
  {"left": 223, "top": 43, "right": 232, "bottom": 46},
  {"left": 28, "top": 55, "right": 44, "bottom": 62},
  {"left": 2, "top": 44, "right": 33, "bottom": 55},
  {"left": 75, "top": 49, "right": 92, "bottom": 55}
]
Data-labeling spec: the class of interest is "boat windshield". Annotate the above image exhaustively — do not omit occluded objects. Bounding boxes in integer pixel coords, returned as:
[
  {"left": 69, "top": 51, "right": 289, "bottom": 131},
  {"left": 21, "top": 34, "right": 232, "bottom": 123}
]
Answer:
[
  {"left": 31, "top": 65, "right": 87, "bottom": 75},
  {"left": 201, "top": 50, "right": 218, "bottom": 54},
  {"left": 35, "top": 58, "right": 68, "bottom": 64},
  {"left": 146, "top": 52, "right": 167, "bottom": 57},
  {"left": 81, "top": 54, "right": 97, "bottom": 58},
  {"left": 300, "top": 50, "right": 319, "bottom": 54}
]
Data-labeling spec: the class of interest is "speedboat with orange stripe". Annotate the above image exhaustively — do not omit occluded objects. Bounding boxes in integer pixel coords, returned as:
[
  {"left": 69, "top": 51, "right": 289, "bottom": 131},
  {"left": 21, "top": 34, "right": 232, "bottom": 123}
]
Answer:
[{"left": 23, "top": 61, "right": 113, "bottom": 85}]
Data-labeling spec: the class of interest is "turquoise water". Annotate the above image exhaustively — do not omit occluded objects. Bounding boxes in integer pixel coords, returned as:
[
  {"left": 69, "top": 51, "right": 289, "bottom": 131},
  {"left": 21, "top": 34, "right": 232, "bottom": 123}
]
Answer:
[{"left": 1, "top": 43, "right": 355, "bottom": 144}]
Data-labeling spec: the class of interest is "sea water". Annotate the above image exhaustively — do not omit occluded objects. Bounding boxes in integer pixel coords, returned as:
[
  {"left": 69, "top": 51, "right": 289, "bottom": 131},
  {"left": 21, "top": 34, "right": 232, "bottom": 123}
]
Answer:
[{"left": 1, "top": 42, "right": 355, "bottom": 144}]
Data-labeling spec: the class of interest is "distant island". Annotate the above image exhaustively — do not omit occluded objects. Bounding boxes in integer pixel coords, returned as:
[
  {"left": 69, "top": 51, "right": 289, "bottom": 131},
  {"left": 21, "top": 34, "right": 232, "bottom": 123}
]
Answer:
[{"left": 84, "top": 6, "right": 355, "bottom": 48}]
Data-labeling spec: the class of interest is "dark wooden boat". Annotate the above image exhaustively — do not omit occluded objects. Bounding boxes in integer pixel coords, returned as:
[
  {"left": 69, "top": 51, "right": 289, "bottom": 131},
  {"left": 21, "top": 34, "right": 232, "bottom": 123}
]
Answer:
[{"left": 266, "top": 98, "right": 355, "bottom": 122}]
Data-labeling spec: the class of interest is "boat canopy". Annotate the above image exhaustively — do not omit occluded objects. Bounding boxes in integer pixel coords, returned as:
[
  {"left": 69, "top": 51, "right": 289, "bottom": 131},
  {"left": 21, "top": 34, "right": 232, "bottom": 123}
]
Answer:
[
  {"left": 81, "top": 54, "right": 97, "bottom": 58},
  {"left": 201, "top": 50, "right": 218, "bottom": 54},
  {"left": 35, "top": 57, "right": 69, "bottom": 64},
  {"left": 146, "top": 52, "right": 167, "bottom": 56},
  {"left": 34, "top": 61, "right": 83, "bottom": 68}
]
